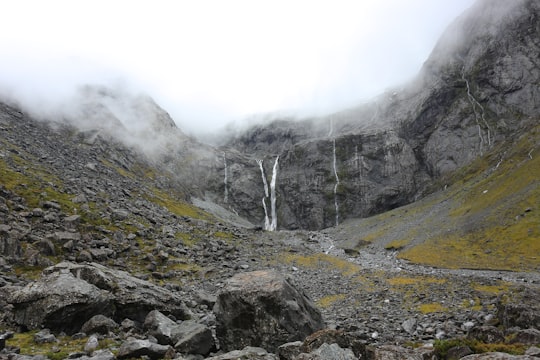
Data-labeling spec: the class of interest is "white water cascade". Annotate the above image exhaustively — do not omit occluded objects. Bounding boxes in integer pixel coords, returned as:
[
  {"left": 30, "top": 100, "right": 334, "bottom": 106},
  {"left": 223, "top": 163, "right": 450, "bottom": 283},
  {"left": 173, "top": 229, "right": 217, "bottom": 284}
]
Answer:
[
  {"left": 332, "top": 139, "right": 340, "bottom": 227},
  {"left": 256, "top": 159, "right": 271, "bottom": 229},
  {"left": 462, "top": 67, "right": 492, "bottom": 154},
  {"left": 223, "top": 152, "right": 228, "bottom": 203},
  {"left": 269, "top": 156, "right": 279, "bottom": 231}
]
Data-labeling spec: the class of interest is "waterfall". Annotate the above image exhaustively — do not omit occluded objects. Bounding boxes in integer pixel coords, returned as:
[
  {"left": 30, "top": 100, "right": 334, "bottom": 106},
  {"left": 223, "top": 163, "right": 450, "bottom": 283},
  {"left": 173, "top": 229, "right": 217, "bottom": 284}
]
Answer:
[
  {"left": 257, "top": 158, "right": 278, "bottom": 231},
  {"left": 262, "top": 198, "right": 270, "bottom": 230},
  {"left": 223, "top": 152, "right": 228, "bottom": 203},
  {"left": 269, "top": 156, "right": 279, "bottom": 231},
  {"left": 256, "top": 159, "right": 269, "bottom": 198},
  {"left": 462, "top": 67, "right": 492, "bottom": 154},
  {"left": 332, "top": 139, "right": 340, "bottom": 227},
  {"left": 256, "top": 159, "right": 271, "bottom": 228}
]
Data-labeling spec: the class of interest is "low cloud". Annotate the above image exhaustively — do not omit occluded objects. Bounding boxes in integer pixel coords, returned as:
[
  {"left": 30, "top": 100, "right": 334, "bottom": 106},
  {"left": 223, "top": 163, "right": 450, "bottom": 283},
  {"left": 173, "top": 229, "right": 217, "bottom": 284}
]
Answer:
[{"left": 0, "top": 0, "right": 477, "bottom": 138}]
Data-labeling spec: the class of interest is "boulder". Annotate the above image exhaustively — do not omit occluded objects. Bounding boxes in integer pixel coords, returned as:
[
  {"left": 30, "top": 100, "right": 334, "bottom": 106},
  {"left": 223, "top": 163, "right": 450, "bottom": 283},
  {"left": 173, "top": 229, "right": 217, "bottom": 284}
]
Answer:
[
  {"left": 206, "top": 346, "right": 278, "bottom": 360},
  {"left": 116, "top": 338, "right": 174, "bottom": 360},
  {"left": 300, "top": 329, "right": 365, "bottom": 359},
  {"left": 44, "top": 262, "right": 191, "bottom": 323},
  {"left": 173, "top": 320, "right": 214, "bottom": 355},
  {"left": 8, "top": 262, "right": 190, "bottom": 333},
  {"left": 81, "top": 314, "right": 119, "bottom": 335},
  {"left": 296, "top": 343, "right": 358, "bottom": 360},
  {"left": 214, "top": 269, "right": 324, "bottom": 352},
  {"left": 144, "top": 310, "right": 182, "bottom": 345},
  {"left": 8, "top": 270, "right": 113, "bottom": 333},
  {"left": 366, "top": 344, "right": 436, "bottom": 360},
  {"left": 79, "top": 349, "right": 115, "bottom": 360},
  {"left": 508, "top": 329, "right": 540, "bottom": 345},
  {"left": 0, "top": 225, "right": 22, "bottom": 259},
  {"left": 277, "top": 341, "right": 303, "bottom": 360},
  {"left": 33, "top": 329, "right": 57, "bottom": 344},
  {"left": 446, "top": 346, "right": 474, "bottom": 360},
  {"left": 467, "top": 326, "right": 505, "bottom": 343},
  {"left": 460, "top": 353, "right": 536, "bottom": 359},
  {"left": 144, "top": 310, "right": 213, "bottom": 355},
  {"left": 498, "top": 292, "right": 540, "bottom": 329}
]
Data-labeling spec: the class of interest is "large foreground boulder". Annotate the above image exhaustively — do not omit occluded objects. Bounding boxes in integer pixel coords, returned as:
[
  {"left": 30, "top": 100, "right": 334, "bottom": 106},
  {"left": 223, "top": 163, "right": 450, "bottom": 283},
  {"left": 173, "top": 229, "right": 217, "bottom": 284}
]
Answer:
[
  {"left": 7, "top": 270, "right": 113, "bottom": 333},
  {"left": 8, "top": 262, "right": 190, "bottom": 333},
  {"left": 214, "top": 269, "right": 324, "bottom": 352}
]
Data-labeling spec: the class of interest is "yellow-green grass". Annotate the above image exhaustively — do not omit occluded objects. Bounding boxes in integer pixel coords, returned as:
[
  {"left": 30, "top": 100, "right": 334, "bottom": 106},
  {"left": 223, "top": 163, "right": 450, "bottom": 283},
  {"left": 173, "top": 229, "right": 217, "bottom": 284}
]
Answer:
[
  {"left": 316, "top": 294, "right": 347, "bottom": 308},
  {"left": 399, "top": 223, "right": 539, "bottom": 271},
  {"left": 146, "top": 187, "right": 212, "bottom": 221},
  {"left": 472, "top": 280, "right": 512, "bottom": 294},
  {"left": 418, "top": 303, "right": 448, "bottom": 314},
  {"left": 0, "top": 158, "right": 78, "bottom": 212},
  {"left": 386, "top": 275, "right": 446, "bottom": 286},
  {"left": 280, "top": 253, "right": 362, "bottom": 277},
  {"left": 398, "top": 126, "right": 540, "bottom": 271}
]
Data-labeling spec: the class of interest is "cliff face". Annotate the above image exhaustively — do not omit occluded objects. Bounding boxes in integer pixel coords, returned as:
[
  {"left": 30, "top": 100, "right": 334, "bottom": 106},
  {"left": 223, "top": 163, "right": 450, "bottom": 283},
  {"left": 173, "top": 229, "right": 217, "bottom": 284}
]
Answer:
[{"left": 206, "top": 0, "right": 539, "bottom": 230}]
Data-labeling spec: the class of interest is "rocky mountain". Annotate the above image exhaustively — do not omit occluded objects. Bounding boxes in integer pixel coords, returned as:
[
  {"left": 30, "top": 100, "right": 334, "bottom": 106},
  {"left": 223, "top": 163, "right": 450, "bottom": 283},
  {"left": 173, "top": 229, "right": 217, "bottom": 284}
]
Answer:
[
  {"left": 0, "top": 0, "right": 539, "bottom": 359},
  {"left": 200, "top": 0, "right": 539, "bottom": 230}
]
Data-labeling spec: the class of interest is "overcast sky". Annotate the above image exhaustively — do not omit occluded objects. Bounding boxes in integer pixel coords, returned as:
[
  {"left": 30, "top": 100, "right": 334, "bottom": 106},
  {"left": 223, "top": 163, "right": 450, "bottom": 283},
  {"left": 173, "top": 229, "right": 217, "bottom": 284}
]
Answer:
[{"left": 0, "top": 0, "right": 476, "bottom": 135}]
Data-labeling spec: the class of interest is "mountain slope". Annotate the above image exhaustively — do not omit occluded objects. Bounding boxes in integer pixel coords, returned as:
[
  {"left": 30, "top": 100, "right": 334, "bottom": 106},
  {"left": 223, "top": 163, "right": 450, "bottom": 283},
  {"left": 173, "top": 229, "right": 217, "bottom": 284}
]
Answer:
[{"left": 327, "top": 123, "right": 539, "bottom": 271}]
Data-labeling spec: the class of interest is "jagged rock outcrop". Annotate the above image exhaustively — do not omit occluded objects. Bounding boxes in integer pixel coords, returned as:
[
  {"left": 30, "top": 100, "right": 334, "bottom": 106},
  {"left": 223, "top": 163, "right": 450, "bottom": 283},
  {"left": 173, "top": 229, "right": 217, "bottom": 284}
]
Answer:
[{"left": 214, "top": 270, "right": 325, "bottom": 352}]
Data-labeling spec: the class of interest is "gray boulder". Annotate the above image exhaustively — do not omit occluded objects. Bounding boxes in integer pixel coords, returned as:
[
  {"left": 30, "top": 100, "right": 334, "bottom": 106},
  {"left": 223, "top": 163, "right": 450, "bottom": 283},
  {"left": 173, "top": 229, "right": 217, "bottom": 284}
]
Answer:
[
  {"left": 144, "top": 310, "right": 214, "bottom": 355},
  {"left": 78, "top": 349, "right": 115, "bottom": 360},
  {"left": 44, "top": 262, "right": 191, "bottom": 323},
  {"left": 461, "top": 353, "right": 536, "bottom": 359},
  {"left": 144, "top": 310, "right": 182, "bottom": 344},
  {"left": 214, "top": 269, "right": 324, "bottom": 352},
  {"left": 468, "top": 326, "right": 505, "bottom": 343},
  {"left": 296, "top": 343, "right": 358, "bottom": 360},
  {"left": 366, "top": 344, "right": 436, "bottom": 360},
  {"left": 81, "top": 314, "right": 119, "bottom": 335},
  {"left": 173, "top": 320, "right": 214, "bottom": 355},
  {"left": 498, "top": 293, "right": 540, "bottom": 330},
  {"left": 509, "top": 329, "right": 540, "bottom": 345},
  {"left": 0, "top": 225, "right": 22, "bottom": 260},
  {"left": 8, "top": 269, "right": 113, "bottom": 333},
  {"left": 8, "top": 262, "right": 190, "bottom": 333},
  {"left": 33, "top": 329, "right": 57, "bottom": 344},
  {"left": 116, "top": 338, "right": 174, "bottom": 360},
  {"left": 206, "top": 346, "right": 278, "bottom": 360}
]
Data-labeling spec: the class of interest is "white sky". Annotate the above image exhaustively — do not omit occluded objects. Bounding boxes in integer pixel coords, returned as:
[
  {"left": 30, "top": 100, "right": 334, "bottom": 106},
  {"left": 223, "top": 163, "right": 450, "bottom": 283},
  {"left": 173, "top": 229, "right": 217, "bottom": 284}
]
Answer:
[{"left": 0, "top": 0, "right": 476, "bottom": 135}]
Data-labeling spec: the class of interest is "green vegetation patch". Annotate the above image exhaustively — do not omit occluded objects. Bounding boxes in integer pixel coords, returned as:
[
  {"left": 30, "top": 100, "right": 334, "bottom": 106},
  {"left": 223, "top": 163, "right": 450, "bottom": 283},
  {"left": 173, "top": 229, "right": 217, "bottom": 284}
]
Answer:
[
  {"left": 7, "top": 331, "right": 120, "bottom": 360},
  {"left": 0, "top": 157, "right": 78, "bottom": 212},
  {"left": 146, "top": 187, "right": 211, "bottom": 221},
  {"left": 433, "top": 338, "right": 529, "bottom": 358}
]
